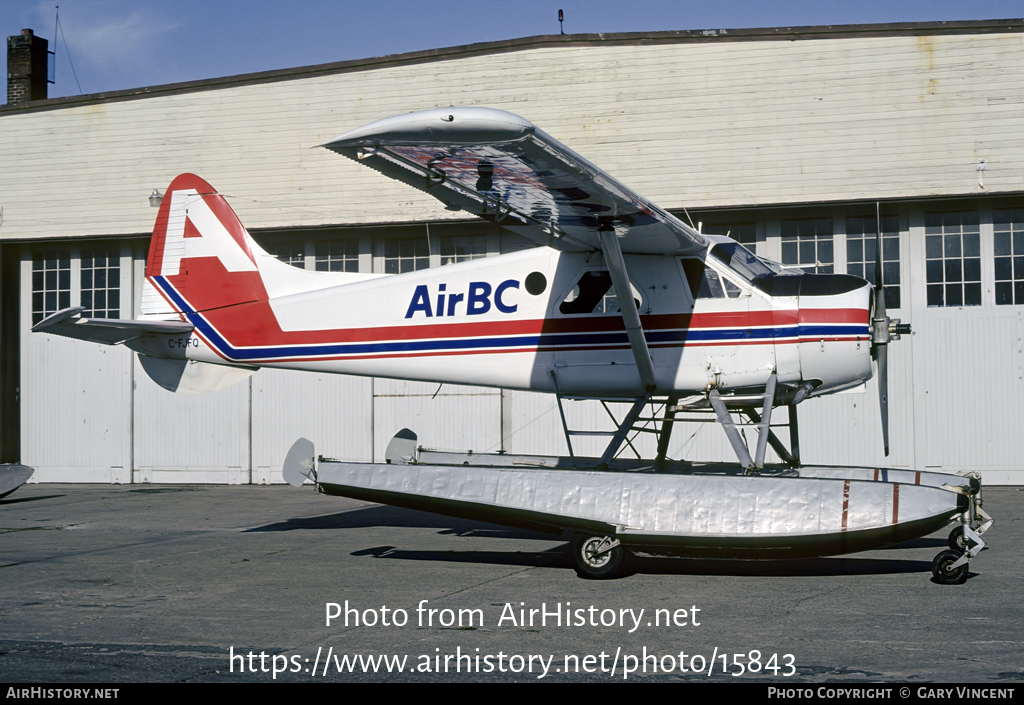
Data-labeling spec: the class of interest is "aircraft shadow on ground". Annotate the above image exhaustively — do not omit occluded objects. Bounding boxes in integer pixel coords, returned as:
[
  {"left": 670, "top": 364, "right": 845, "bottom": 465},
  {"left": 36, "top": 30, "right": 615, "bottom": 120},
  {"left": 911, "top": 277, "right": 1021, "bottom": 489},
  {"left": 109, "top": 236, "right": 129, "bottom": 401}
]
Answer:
[
  {"left": 347, "top": 544, "right": 939, "bottom": 578},
  {"left": 0, "top": 494, "right": 65, "bottom": 506},
  {"left": 887, "top": 537, "right": 949, "bottom": 550},
  {"left": 127, "top": 487, "right": 204, "bottom": 494},
  {"left": 245, "top": 505, "right": 557, "bottom": 540}
]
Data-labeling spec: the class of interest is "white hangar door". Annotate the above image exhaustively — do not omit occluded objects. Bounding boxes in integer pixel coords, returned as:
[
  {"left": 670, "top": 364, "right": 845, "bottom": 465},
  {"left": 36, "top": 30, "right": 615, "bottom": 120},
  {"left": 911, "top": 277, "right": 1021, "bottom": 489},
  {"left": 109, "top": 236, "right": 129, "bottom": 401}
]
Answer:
[
  {"left": 250, "top": 368, "right": 374, "bottom": 484},
  {"left": 20, "top": 246, "right": 133, "bottom": 482},
  {"left": 132, "top": 359, "right": 251, "bottom": 484},
  {"left": 130, "top": 250, "right": 250, "bottom": 483}
]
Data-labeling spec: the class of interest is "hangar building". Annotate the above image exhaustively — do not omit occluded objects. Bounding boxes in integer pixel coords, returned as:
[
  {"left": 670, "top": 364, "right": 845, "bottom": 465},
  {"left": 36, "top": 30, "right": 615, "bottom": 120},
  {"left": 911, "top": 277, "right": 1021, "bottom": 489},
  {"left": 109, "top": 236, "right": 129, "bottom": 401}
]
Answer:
[{"left": 2, "top": 20, "right": 1023, "bottom": 484}]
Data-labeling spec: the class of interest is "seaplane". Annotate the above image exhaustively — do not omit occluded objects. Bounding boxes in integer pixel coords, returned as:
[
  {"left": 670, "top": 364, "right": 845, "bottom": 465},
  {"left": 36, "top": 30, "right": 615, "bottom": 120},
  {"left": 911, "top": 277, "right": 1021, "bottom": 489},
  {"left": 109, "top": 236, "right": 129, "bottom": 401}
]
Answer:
[{"left": 33, "top": 107, "right": 992, "bottom": 582}]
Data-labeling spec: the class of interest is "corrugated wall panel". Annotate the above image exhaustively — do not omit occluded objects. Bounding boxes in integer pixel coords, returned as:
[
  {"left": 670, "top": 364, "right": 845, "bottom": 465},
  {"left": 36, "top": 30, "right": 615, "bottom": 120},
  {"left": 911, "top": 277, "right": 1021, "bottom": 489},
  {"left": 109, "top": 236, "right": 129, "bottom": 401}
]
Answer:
[
  {"left": 132, "top": 361, "right": 250, "bottom": 483},
  {"left": 371, "top": 380, "right": 501, "bottom": 462},
  {"left": 915, "top": 313, "right": 1024, "bottom": 478},
  {"left": 21, "top": 337, "right": 132, "bottom": 482},
  {"left": 503, "top": 391, "right": 662, "bottom": 461},
  {"left": 251, "top": 368, "right": 373, "bottom": 481}
]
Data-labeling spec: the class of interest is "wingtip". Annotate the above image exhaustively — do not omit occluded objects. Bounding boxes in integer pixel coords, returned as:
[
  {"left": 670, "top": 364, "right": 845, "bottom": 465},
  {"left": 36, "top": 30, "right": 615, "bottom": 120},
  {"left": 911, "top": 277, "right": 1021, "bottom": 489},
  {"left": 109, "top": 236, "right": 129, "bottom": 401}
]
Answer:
[
  {"left": 31, "top": 306, "right": 85, "bottom": 333},
  {"left": 321, "top": 107, "right": 535, "bottom": 149}
]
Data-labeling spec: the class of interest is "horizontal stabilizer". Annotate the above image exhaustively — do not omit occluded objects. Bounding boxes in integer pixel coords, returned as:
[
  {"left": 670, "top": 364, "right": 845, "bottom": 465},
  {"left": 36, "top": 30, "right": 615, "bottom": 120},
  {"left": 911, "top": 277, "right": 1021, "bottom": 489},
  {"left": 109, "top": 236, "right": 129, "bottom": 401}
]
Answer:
[{"left": 32, "top": 307, "right": 194, "bottom": 346}]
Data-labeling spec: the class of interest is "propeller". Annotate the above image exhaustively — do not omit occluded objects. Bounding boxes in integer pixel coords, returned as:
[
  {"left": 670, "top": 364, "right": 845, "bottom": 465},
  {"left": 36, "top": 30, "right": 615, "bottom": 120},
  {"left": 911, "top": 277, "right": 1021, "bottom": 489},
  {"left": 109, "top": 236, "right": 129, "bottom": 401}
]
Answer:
[
  {"left": 872, "top": 291, "right": 889, "bottom": 454},
  {"left": 870, "top": 204, "right": 910, "bottom": 456}
]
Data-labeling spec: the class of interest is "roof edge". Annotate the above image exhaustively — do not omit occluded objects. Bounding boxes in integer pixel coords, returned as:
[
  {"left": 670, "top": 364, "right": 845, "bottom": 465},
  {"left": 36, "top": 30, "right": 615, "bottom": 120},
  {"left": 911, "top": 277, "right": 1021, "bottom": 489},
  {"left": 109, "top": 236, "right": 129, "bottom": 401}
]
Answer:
[{"left": 3, "top": 18, "right": 1024, "bottom": 115}]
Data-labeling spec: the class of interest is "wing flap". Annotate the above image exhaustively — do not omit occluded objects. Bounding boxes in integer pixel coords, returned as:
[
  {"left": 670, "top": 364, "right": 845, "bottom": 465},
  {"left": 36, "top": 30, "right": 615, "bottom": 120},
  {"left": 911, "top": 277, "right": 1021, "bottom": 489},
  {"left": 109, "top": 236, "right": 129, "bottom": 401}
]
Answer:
[{"left": 321, "top": 107, "right": 707, "bottom": 256}]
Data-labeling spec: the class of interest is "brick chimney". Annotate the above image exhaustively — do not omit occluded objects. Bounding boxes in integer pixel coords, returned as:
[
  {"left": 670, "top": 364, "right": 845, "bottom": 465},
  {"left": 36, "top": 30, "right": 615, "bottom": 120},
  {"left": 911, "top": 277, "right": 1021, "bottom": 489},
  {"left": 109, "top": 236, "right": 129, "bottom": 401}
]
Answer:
[{"left": 7, "top": 29, "right": 49, "bottom": 105}]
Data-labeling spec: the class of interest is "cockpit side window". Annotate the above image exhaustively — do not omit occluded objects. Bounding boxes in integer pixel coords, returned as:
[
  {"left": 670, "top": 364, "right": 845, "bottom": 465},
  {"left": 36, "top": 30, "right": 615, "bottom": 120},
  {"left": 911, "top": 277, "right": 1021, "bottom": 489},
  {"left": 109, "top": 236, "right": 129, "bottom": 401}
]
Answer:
[
  {"left": 722, "top": 276, "right": 742, "bottom": 298},
  {"left": 681, "top": 259, "right": 741, "bottom": 299}
]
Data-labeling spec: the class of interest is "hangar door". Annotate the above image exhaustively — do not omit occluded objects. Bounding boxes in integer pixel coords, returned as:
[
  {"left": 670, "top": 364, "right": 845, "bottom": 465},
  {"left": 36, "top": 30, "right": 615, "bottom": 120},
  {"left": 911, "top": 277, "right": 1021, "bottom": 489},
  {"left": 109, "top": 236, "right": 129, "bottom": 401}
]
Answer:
[{"left": 20, "top": 244, "right": 134, "bottom": 482}]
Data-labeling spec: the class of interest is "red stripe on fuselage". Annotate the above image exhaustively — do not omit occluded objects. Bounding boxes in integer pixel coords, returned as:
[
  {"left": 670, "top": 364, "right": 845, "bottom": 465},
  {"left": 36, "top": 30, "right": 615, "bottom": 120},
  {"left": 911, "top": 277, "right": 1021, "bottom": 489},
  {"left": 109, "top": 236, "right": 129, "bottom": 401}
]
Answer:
[
  {"left": 190, "top": 302, "right": 866, "bottom": 350},
  {"left": 799, "top": 308, "right": 868, "bottom": 324}
]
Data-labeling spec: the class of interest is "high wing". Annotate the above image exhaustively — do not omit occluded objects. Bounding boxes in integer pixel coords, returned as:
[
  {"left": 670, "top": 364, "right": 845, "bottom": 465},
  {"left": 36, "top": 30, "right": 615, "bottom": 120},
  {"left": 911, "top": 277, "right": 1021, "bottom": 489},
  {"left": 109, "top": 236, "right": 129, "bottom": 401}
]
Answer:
[{"left": 320, "top": 107, "right": 707, "bottom": 256}]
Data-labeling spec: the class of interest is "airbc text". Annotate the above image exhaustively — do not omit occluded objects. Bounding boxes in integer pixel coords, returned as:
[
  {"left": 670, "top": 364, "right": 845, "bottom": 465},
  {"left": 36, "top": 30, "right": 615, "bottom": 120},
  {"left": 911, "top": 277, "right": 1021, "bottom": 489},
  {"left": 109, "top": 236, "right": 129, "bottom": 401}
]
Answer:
[{"left": 405, "top": 280, "right": 519, "bottom": 319}]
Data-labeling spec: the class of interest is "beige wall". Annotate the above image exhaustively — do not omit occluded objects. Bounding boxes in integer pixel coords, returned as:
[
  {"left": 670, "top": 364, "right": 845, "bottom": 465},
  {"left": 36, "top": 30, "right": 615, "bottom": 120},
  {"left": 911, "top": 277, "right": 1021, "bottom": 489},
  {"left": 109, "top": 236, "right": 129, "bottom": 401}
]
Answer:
[{"left": 1, "top": 27, "right": 1022, "bottom": 242}]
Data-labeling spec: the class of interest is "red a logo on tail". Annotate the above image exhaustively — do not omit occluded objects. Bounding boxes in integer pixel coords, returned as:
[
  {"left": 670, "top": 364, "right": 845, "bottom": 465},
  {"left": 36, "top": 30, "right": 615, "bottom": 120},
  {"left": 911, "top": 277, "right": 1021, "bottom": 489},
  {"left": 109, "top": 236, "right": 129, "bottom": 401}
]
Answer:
[{"left": 146, "top": 174, "right": 266, "bottom": 312}]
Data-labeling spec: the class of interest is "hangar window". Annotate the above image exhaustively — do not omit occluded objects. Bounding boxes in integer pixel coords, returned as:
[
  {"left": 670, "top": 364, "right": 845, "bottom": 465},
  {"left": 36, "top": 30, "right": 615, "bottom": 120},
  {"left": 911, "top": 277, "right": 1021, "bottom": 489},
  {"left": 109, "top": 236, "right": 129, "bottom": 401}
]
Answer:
[
  {"left": 80, "top": 248, "right": 120, "bottom": 318},
  {"left": 703, "top": 222, "right": 757, "bottom": 249},
  {"left": 31, "top": 251, "right": 71, "bottom": 326},
  {"left": 925, "top": 210, "right": 981, "bottom": 307},
  {"left": 846, "top": 214, "right": 901, "bottom": 309},
  {"left": 271, "top": 241, "right": 306, "bottom": 269},
  {"left": 440, "top": 234, "right": 487, "bottom": 265},
  {"left": 315, "top": 239, "right": 359, "bottom": 272},
  {"left": 781, "top": 218, "right": 834, "bottom": 274},
  {"left": 384, "top": 237, "right": 429, "bottom": 274},
  {"left": 994, "top": 208, "right": 1024, "bottom": 306}
]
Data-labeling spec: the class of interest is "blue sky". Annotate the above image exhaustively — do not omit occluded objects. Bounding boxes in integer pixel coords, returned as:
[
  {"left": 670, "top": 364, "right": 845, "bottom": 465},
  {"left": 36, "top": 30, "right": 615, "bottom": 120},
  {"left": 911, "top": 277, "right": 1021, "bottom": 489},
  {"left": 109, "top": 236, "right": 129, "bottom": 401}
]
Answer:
[{"left": 4, "top": 0, "right": 1022, "bottom": 100}]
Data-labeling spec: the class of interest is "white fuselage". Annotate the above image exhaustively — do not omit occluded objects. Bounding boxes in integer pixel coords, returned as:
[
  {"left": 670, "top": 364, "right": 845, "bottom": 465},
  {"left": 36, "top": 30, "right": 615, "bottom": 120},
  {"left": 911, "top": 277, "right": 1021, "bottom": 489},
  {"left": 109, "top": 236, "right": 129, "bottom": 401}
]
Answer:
[{"left": 163, "top": 244, "right": 873, "bottom": 400}]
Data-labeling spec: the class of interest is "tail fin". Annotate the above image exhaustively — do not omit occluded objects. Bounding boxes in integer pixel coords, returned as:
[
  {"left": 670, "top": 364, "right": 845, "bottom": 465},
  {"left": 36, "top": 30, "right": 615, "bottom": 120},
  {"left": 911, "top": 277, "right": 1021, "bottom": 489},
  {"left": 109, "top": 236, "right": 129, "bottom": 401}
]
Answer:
[{"left": 143, "top": 173, "right": 267, "bottom": 317}]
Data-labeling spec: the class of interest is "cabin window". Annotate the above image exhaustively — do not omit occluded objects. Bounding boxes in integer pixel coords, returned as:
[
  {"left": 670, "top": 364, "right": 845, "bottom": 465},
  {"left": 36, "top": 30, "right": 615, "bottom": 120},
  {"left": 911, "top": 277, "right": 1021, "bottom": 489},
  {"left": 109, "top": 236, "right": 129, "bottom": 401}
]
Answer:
[
  {"left": 559, "top": 270, "right": 640, "bottom": 314},
  {"left": 315, "top": 239, "right": 359, "bottom": 272},
  {"left": 846, "top": 214, "right": 901, "bottom": 309},
  {"left": 925, "top": 210, "right": 981, "bottom": 307},
  {"left": 31, "top": 250, "right": 71, "bottom": 325},
  {"left": 781, "top": 217, "right": 834, "bottom": 274},
  {"left": 80, "top": 247, "right": 121, "bottom": 318},
  {"left": 994, "top": 208, "right": 1024, "bottom": 306}
]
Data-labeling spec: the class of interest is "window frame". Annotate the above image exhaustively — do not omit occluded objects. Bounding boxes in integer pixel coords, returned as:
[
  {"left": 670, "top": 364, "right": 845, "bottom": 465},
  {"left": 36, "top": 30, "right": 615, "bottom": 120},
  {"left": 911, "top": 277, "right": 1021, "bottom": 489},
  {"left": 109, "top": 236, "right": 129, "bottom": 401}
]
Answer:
[{"left": 924, "top": 209, "right": 982, "bottom": 308}]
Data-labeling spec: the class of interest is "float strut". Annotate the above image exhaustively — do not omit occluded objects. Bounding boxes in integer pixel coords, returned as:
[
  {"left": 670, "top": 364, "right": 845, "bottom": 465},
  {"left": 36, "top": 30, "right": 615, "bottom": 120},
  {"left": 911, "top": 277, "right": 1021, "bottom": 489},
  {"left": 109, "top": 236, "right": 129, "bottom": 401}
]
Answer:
[
  {"left": 753, "top": 373, "right": 777, "bottom": 469},
  {"left": 598, "top": 396, "right": 649, "bottom": 466},
  {"left": 709, "top": 389, "right": 755, "bottom": 470},
  {"left": 656, "top": 396, "right": 679, "bottom": 464},
  {"left": 550, "top": 370, "right": 576, "bottom": 465}
]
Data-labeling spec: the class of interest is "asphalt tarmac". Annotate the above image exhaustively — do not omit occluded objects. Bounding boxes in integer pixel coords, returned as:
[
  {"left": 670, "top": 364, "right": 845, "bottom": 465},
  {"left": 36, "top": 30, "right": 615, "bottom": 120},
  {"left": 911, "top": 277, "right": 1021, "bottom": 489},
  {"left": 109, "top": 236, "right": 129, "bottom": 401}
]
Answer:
[{"left": 1, "top": 482, "right": 1021, "bottom": 684}]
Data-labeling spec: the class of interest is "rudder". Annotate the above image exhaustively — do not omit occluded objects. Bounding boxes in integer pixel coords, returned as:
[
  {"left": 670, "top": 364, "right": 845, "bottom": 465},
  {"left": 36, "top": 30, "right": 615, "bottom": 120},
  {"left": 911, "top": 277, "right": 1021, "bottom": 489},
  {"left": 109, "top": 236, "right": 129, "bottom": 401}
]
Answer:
[{"left": 143, "top": 173, "right": 267, "bottom": 316}]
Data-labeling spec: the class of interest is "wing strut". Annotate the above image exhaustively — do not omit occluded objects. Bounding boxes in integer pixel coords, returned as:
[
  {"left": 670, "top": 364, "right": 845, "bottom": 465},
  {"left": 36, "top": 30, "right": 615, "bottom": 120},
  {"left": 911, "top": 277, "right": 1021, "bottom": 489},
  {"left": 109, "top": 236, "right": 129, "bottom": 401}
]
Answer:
[{"left": 597, "top": 222, "right": 656, "bottom": 392}]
